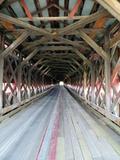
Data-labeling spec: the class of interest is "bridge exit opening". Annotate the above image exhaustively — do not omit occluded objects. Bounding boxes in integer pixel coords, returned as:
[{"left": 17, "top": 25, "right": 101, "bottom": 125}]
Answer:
[{"left": 59, "top": 81, "right": 64, "bottom": 86}]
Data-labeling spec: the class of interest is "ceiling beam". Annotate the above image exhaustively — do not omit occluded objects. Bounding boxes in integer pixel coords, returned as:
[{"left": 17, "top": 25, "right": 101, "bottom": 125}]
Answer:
[
  {"left": 106, "top": 30, "right": 120, "bottom": 48},
  {"left": 43, "top": 68, "right": 51, "bottom": 76},
  {"left": 78, "top": 30, "right": 109, "bottom": 60},
  {"left": 50, "top": 67, "right": 74, "bottom": 73},
  {"left": 28, "top": 45, "right": 91, "bottom": 65},
  {"left": 0, "top": 13, "right": 51, "bottom": 36},
  {"left": 20, "top": 0, "right": 33, "bottom": 20},
  {"left": 23, "top": 41, "right": 84, "bottom": 46},
  {"left": 30, "top": 59, "right": 44, "bottom": 70},
  {"left": 22, "top": 37, "right": 49, "bottom": 51},
  {"left": 34, "top": 0, "right": 45, "bottom": 27},
  {"left": 18, "top": 15, "right": 89, "bottom": 21},
  {"left": 0, "top": 31, "right": 29, "bottom": 58},
  {"left": 95, "top": 0, "right": 120, "bottom": 21},
  {"left": 38, "top": 58, "right": 85, "bottom": 72},
  {"left": 21, "top": 48, "right": 40, "bottom": 66},
  {"left": 23, "top": 37, "right": 90, "bottom": 50},
  {"left": 16, "top": 28, "right": 104, "bottom": 36},
  {"left": 73, "top": 49, "right": 91, "bottom": 65},
  {"left": 40, "top": 66, "right": 50, "bottom": 74},
  {"left": 58, "top": 9, "right": 110, "bottom": 35},
  {"left": 36, "top": 46, "right": 73, "bottom": 51},
  {"left": 31, "top": 58, "right": 75, "bottom": 70},
  {"left": 89, "top": 16, "right": 107, "bottom": 39},
  {"left": 69, "top": 0, "right": 82, "bottom": 17}
]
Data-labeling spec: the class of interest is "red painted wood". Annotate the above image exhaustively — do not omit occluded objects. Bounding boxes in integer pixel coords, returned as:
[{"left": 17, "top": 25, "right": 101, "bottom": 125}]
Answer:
[
  {"left": 48, "top": 112, "right": 60, "bottom": 160},
  {"left": 20, "top": 0, "right": 33, "bottom": 20},
  {"left": 69, "top": 0, "right": 82, "bottom": 17}
]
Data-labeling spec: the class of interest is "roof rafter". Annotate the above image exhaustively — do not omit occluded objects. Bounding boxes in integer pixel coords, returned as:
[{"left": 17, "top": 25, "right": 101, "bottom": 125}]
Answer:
[
  {"left": 95, "top": 0, "right": 120, "bottom": 21},
  {"left": 0, "top": 31, "right": 29, "bottom": 58},
  {"left": 77, "top": 30, "right": 109, "bottom": 60}
]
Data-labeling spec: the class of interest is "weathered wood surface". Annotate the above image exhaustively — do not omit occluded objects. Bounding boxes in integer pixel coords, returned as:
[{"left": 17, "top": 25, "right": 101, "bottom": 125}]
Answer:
[{"left": 0, "top": 86, "right": 120, "bottom": 160}]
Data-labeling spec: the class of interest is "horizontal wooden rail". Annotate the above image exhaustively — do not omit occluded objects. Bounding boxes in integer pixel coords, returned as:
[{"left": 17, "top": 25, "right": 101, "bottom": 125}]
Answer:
[
  {"left": 0, "top": 87, "right": 53, "bottom": 122},
  {"left": 66, "top": 87, "right": 120, "bottom": 129}
]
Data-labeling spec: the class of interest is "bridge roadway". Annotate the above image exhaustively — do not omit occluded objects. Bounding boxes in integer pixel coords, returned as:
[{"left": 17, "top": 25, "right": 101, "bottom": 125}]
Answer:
[{"left": 0, "top": 86, "right": 120, "bottom": 160}]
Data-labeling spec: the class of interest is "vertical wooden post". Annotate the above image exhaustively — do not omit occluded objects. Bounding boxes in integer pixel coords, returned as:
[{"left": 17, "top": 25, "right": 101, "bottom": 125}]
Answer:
[
  {"left": 118, "top": 105, "right": 120, "bottom": 117},
  {"left": 0, "top": 35, "right": 4, "bottom": 109},
  {"left": 28, "top": 69, "right": 31, "bottom": 99},
  {"left": 116, "top": 104, "right": 120, "bottom": 117},
  {"left": 0, "top": 57, "right": 4, "bottom": 109},
  {"left": 42, "top": 75, "right": 44, "bottom": 92},
  {"left": 83, "top": 71, "right": 87, "bottom": 99},
  {"left": 104, "top": 59, "right": 111, "bottom": 112},
  {"left": 35, "top": 71, "right": 39, "bottom": 95},
  {"left": 17, "top": 55, "right": 22, "bottom": 103},
  {"left": 104, "top": 31, "right": 112, "bottom": 112},
  {"left": 34, "top": 70, "right": 39, "bottom": 94},
  {"left": 91, "top": 65, "right": 95, "bottom": 103}
]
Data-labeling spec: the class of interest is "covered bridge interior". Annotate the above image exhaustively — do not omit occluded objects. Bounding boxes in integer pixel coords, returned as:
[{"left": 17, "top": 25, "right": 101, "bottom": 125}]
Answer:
[{"left": 0, "top": 0, "right": 120, "bottom": 159}]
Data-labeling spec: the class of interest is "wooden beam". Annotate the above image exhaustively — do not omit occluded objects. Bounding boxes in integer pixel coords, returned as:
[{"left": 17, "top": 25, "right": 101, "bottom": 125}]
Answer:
[
  {"left": 8, "top": 28, "right": 104, "bottom": 36},
  {"left": 56, "top": 36, "right": 91, "bottom": 50},
  {"left": 28, "top": 69, "right": 31, "bottom": 99},
  {"left": 57, "top": 37, "right": 83, "bottom": 48},
  {"left": 30, "top": 59, "right": 44, "bottom": 70},
  {"left": 73, "top": 49, "right": 91, "bottom": 65},
  {"left": 0, "top": 31, "right": 29, "bottom": 58},
  {"left": 37, "top": 46, "right": 74, "bottom": 51},
  {"left": 31, "top": 57, "right": 76, "bottom": 70},
  {"left": 55, "top": 58, "right": 84, "bottom": 71},
  {"left": 21, "top": 48, "right": 40, "bottom": 66},
  {"left": 26, "top": 44, "right": 90, "bottom": 65},
  {"left": 53, "top": 4, "right": 70, "bottom": 15},
  {"left": 95, "top": 0, "right": 120, "bottom": 21},
  {"left": 56, "top": 28, "right": 105, "bottom": 35},
  {"left": 17, "top": 55, "right": 22, "bottom": 103},
  {"left": 69, "top": 0, "right": 82, "bottom": 17},
  {"left": 105, "top": 59, "right": 111, "bottom": 112},
  {"left": 106, "top": 31, "right": 120, "bottom": 48},
  {"left": 34, "top": 0, "right": 45, "bottom": 27},
  {"left": 18, "top": 15, "right": 89, "bottom": 21},
  {"left": 89, "top": 16, "right": 107, "bottom": 39},
  {"left": 37, "top": 64, "right": 46, "bottom": 71},
  {"left": 36, "top": 53, "right": 77, "bottom": 59},
  {"left": 22, "top": 37, "right": 50, "bottom": 51},
  {"left": 43, "top": 59, "right": 79, "bottom": 66},
  {"left": 40, "top": 67, "right": 49, "bottom": 75},
  {"left": 58, "top": 10, "right": 109, "bottom": 35},
  {"left": 91, "top": 65, "right": 95, "bottom": 103},
  {"left": 0, "top": 13, "right": 51, "bottom": 36},
  {"left": 0, "top": 21, "right": 15, "bottom": 31},
  {"left": 49, "top": 65, "right": 75, "bottom": 71},
  {"left": 43, "top": 68, "right": 51, "bottom": 76},
  {"left": 0, "top": 56, "right": 4, "bottom": 109},
  {"left": 24, "top": 41, "right": 83, "bottom": 46},
  {"left": 111, "top": 57, "right": 120, "bottom": 84},
  {"left": 83, "top": 70, "right": 87, "bottom": 98},
  {"left": 78, "top": 30, "right": 109, "bottom": 60},
  {"left": 20, "top": 0, "right": 33, "bottom": 20},
  {"left": 104, "top": 32, "right": 112, "bottom": 112},
  {"left": 23, "top": 37, "right": 90, "bottom": 50}
]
